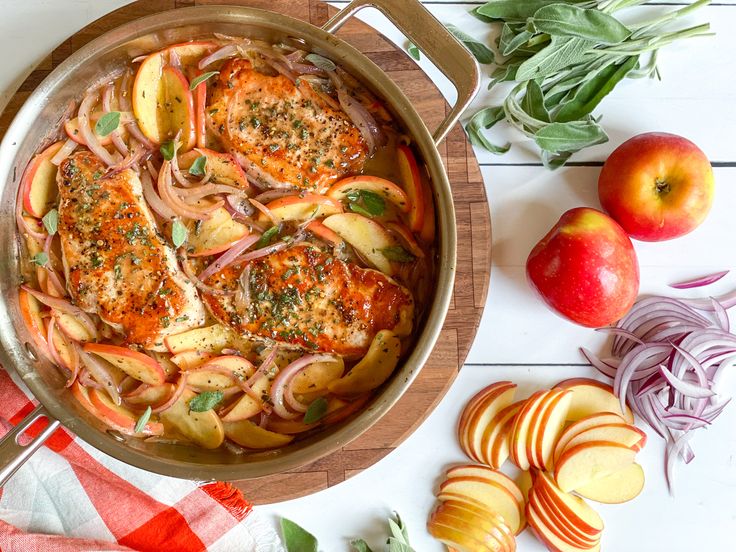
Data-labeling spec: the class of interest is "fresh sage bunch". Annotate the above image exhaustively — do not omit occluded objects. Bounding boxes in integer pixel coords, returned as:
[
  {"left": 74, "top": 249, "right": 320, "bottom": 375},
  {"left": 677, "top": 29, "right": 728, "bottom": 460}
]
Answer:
[
  {"left": 447, "top": 0, "right": 713, "bottom": 168},
  {"left": 280, "top": 512, "right": 415, "bottom": 552}
]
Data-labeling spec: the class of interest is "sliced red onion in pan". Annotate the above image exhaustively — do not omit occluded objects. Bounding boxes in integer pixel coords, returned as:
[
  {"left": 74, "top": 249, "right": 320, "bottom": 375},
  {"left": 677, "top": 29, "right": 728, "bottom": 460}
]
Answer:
[
  {"left": 197, "top": 233, "right": 260, "bottom": 282},
  {"left": 78, "top": 90, "right": 117, "bottom": 166},
  {"left": 141, "top": 170, "right": 176, "bottom": 220},
  {"left": 199, "top": 44, "right": 239, "bottom": 69},
  {"left": 50, "top": 138, "right": 78, "bottom": 166},
  {"left": 270, "top": 354, "right": 336, "bottom": 420},
  {"left": 246, "top": 348, "right": 277, "bottom": 388},
  {"left": 152, "top": 373, "right": 188, "bottom": 414},
  {"left": 226, "top": 194, "right": 256, "bottom": 217},
  {"left": 77, "top": 345, "right": 121, "bottom": 405},
  {"left": 21, "top": 285, "right": 98, "bottom": 339},
  {"left": 179, "top": 249, "right": 235, "bottom": 297},
  {"left": 102, "top": 83, "right": 129, "bottom": 158},
  {"left": 248, "top": 199, "right": 277, "bottom": 225},
  {"left": 670, "top": 270, "right": 728, "bottom": 289}
]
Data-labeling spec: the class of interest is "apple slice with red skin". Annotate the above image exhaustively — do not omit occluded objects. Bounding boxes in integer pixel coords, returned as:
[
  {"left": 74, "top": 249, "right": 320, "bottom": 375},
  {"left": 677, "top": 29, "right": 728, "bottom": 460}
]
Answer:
[
  {"left": 479, "top": 400, "right": 523, "bottom": 468},
  {"left": 178, "top": 148, "right": 249, "bottom": 189},
  {"left": 529, "top": 389, "right": 573, "bottom": 471},
  {"left": 555, "top": 441, "right": 637, "bottom": 493},
  {"left": 527, "top": 501, "right": 600, "bottom": 552},
  {"left": 385, "top": 221, "right": 424, "bottom": 259},
  {"left": 438, "top": 476, "right": 523, "bottom": 535},
  {"left": 396, "top": 144, "right": 425, "bottom": 232},
  {"left": 190, "top": 69, "right": 208, "bottom": 149},
  {"left": 306, "top": 220, "right": 344, "bottom": 247},
  {"left": 124, "top": 383, "right": 174, "bottom": 408},
  {"left": 575, "top": 462, "right": 645, "bottom": 504},
  {"left": 55, "top": 312, "right": 95, "bottom": 343},
  {"left": 220, "top": 375, "right": 271, "bottom": 422},
  {"left": 528, "top": 489, "right": 597, "bottom": 550},
  {"left": 265, "top": 395, "right": 371, "bottom": 434},
  {"left": 170, "top": 350, "right": 215, "bottom": 371},
  {"left": 65, "top": 115, "right": 114, "bottom": 147},
  {"left": 186, "top": 207, "right": 249, "bottom": 257},
  {"left": 534, "top": 472, "right": 604, "bottom": 539},
  {"left": 529, "top": 485, "right": 599, "bottom": 549},
  {"left": 430, "top": 507, "right": 510, "bottom": 552},
  {"left": 509, "top": 390, "right": 547, "bottom": 470},
  {"left": 524, "top": 389, "right": 560, "bottom": 469},
  {"left": 457, "top": 381, "right": 515, "bottom": 460},
  {"left": 18, "top": 288, "right": 49, "bottom": 358},
  {"left": 89, "top": 388, "right": 164, "bottom": 436},
  {"left": 427, "top": 515, "right": 502, "bottom": 552},
  {"left": 553, "top": 412, "right": 626, "bottom": 465},
  {"left": 71, "top": 381, "right": 100, "bottom": 417},
  {"left": 187, "top": 355, "right": 255, "bottom": 391},
  {"left": 326, "top": 175, "right": 411, "bottom": 213},
  {"left": 438, "top": 500, "right": 515, "bottom": 547},
  {"left": 461, "top": 382, "right": 517, "bottom": 462},
  {"left": 563, "top": 423, "right": 646, "bottom": 454},
  {"left": 23, "top": 141, "right": 63, "bottom": 217},
  {"left": 554, "top": 377, "right": 634, "bottom": 423},
  {"left": 418, "top": 171, "right": 436, "bottom": 243},
  {"left": 43, "top": 319, "right": 74, "bottom": 371},
  {"left": 264, "top": 194, "right": 343, "bottom": 223},
  {"left": 322, "top": 213, "right": 400, "bottom": 275},
  {"left": 84, "top": 343, "right": 166, "bottom": 385},
  {"left": 149, "top": 351, "right": 179, "bottom": 378},
  {"left": 164, "top": 324, "right": 236, "bottom": 354},
  {"left": 445, "top": 465, "right": 524, "bottom": 508}
]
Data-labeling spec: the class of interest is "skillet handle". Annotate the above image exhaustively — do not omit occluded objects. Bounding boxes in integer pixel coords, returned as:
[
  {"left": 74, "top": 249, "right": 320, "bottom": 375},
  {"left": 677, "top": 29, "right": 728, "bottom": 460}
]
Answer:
[
  {"left": 0, "top": 405, "right": 60, "bottom": 487},
  {"left": 322, "top": 0, "right": 480, "bottom": 145}
]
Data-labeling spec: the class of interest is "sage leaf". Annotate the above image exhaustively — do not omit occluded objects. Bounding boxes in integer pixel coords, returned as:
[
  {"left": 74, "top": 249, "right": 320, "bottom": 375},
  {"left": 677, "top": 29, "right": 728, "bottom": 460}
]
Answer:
[
  {"left": 381, "top": 246, "right": 415, "bottom": 263},
  {"left": 531, "top": 4, "right": 631, "bottom": 44},
  {"left": 188, "top": 155, "right": 207, "bottom": 176},
  {"left": 350, "top": 539, "right": 374, "bottom": 552},
  {"left": 406, "top": 42, "right": 420, "bottom": 61},
  {"left": 502, "top": 29, "right": 534, "bottom": 56},
  {"left": 189, "top": 71, "right": 218, "bottom": 90},
  {"left": 303, "top": 397, "right": 328, "bottom": 424},
  {"left": 188, "top": 390, "right": 224, "bottom": 412},
  {"left": 388, "top": 514, "right": 410, "bottom": 544},
  {"left": 256, "top": 225, "right": 279, "bottom": 248},
  {"left": 465, "top": 107, "right": 510, "bottom": 154},
  {"left": 445, "top": 24, "right": 495, "bottom": 64},
  {"left": 542, "top": 149, "right": 574, "bottom": 170},
  {"left": 555, "top": 55, "right": 639, "bottom": 122},
  {"left": 281, "top": 518, "right": 318, "bottom": 552},
  {"left": 521, "top": 80, "right": 550, "bottom": 122},
  {"left": 160, "top": 140, "right": 177, "bottom": 161},
  {"left": 305, "top": 53, "right": 336, "bottom": 72},
  {"left": 172, "top": 219, "right": 187, "bottom": 248},
  {"left": 534, "top": 120, "right": 608, "bottom": 154},
  {"left": 387, "top": 542, "right": 413, "bottom": 552},
  {"left": 470, "top": 6, "right": 495, "bottom": 23},
  {"left": 32, "top": 252, "right": 48, "bottom": 266},
  {"left": 346, "top": 189, "right": 385, "bottom": 217},
  {"left": 516, "top": 36, "right": 595, "bottom": 81},
  {"left": 42, "top": 209, "right": 58, "bottom": 235},
  {"left": 134, "top": 406, "right": 152, "bottom": 434},
  {"left": 478, "top": 0, "right": 586, "bottom": 22},
  {"left": 95, "top": 111, "right": 120, "bottom": 137}
]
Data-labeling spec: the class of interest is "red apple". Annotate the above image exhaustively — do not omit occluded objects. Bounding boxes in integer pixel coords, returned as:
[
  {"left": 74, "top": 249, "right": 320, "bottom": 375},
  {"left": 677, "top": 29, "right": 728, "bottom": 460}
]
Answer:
[
  {"left": 526, "top": 207, "right": 639, "bottom": 327},
  {"left": 598, "top": 132, "right": 714, "bottom": 241}
]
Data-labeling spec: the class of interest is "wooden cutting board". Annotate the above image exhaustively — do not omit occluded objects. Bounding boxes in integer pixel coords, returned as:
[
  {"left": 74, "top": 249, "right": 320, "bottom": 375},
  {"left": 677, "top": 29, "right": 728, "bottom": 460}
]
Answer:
[{"left": 0, "top": 0, "right": 492, "bottom": 504}]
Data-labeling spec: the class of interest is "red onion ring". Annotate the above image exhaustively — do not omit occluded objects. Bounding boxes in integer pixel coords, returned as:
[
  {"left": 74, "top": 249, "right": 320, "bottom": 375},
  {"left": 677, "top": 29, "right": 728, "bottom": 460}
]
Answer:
[
  {"left": 78, "top": 90, "right": 117, "bottom": 166},
  {"left": 50, "top": 138, "right": 78, "bottom": 166},
  {"left": 179, "top": 250, "right": 235, "bottom": 297},
  {"left": 141, "top": 169, "right": 176, "bottom": 220},
  {"left": 248, "top": 199, "right": 276, "bottom": 225},
  {"left": 199, "top": 44, "right": 239, "bottom": 69},
  {"left": 270, "top": 354, "right": 336, "bottom": 420},
  {"left": 158, "top": 160, "right": 212, "bottom": 220},
  {"left": 152, "top": 373, "right": 188, "bottom": 414},
  {"left": 77, "top": 345, "right": 121, "bottom": 405},
  {"left": 102, "top": 83, "right": 129, "bottom": 158},
  {"left": 197, "top": 233, "right": 259, "bottom": 282},
  {"left": 246, "top": 348, "right": 278, "bottom": 388},
  {"left": 21, "top": 285, "right": 98, "bottom": 339}
]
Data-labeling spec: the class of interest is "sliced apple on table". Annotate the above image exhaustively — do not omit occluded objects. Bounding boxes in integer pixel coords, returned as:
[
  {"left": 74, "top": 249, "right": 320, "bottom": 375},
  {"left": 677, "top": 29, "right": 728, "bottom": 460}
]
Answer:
[
  {"left": 528, "top": 487, "right": 598, "bottom": 550},
  {"left": 328, "top": 330, "right": 400, "bottom": 395},
  {"left": 554, "top": 377, "right": 634, "bottom": 423},
  {"left": 124, "top": 383, "right": 174, "bottom": 407},
  {"left": 322, "top": 213, "right": 399, "bottom": 275},
  {"left": 555, "top": 441, "right": 637, "bottom": 493},
  {"left": 427, "top": 513, "right": 505, "bottom": 552},
  {"left": 133, "top": 56, "right": 196, "bottom": 150},
  {"left": 84, "top": 343, "right": 166, "bottom": 385},
  {"left": 563, "top": 423, "right": 646, "bottom": 453},
  {"left": 527, "top": 497, "right": 600, "bottom": 552},
  {"left": 170, "top": 350, "right": 215, "bottom": 371},
  {"left": 527, "top": 389, "right": 573, "bottom": 471},
  {"left": 552, "top": 412, "right": 627, "bottom": 465},
  {"left": 326, "top": 175, "right": 411, "bottom": 213},
  {"left": 531, "top": 481, "right": 599, "bottom": 549},
  {"left": 445, "top": 465, "right": 524, "bottom": 511},
  {"left": 457, "top": 381, "right": 517, "bottom": 463},
  {"left": 164, "top": 323, "right": 237, "bottom": 354},
  {"left": 263, "top": 194, "right": 343, "bottom": 224},
  {"left": 186, "top": 355, "right": 255, "bottom": 391},
  {"left": 396, "top": 144, "right": 425, "bottom": 233},
  {"left": 478, "top": 400, "right": 523, "bottom": 469},
  {"left": 23, "top": 141, "right": 63, "bottom": 217},
  {"left": 18, "top": 287, "right": 49, "bottom": 356},
  {"left": 88, "top": 387, "right": 164, "bottom": 436},
  {"left": 429, "top": 503, "right": 514, "bottom": 552},
  {"left": 575, "top": 462, "right": 645, "bottom": 504},
  {"left": 186, "top": 207, "right": 249, "bottom": 257},
  {"left": 534, "top": 472, "right": 604, "bottom": 539},
  {"left": 160, "top": 388, "right": 224, "bottom": 449},
  {"left": 224, "top": 419, "right": 294, "bottom": 449},
  {"left": 221, "top": 375, "right": 271, "bottom": 422},
  {"left": 509, "top": 390, "right": 547, "bottom": 470},
  {"left": 178, "top": 148, "right": 249, "bottom": 189}
]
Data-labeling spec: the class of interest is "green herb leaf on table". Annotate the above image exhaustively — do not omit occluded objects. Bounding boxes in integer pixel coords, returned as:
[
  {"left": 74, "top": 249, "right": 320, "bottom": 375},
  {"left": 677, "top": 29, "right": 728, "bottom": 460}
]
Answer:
[
  {"left": 188, "top": 155, "right": 208, "bottom": 176},
  {"left": 305, "top": 53, "right": 336, "bottom": 72},
  {"left": 32, "top": 252, "right": 48, "bottom": 267},
  {"left": 351, "top": 539, "right": 375, "bottom": 552},
  {"left": 256, "top": 226, "right": 279, "bottom": 249},
  {"left": 381, "top": 246, "right": 415, "bottom": 263},
  {"left": 477, "top": 0, "right": 567, "bottom": 23},
  {"left": 172, "top": 219, "right": 188, "bottom": 249},
  {"left": 160, "top": 140, "right": 177, "bottom": 161},
  {"left": 530, "top": 4, "right": 632, "bottom": 45},
  {"left": 188, "top": 390, "right": 224, "bottom": 412},
  {"left": 42, "top": 209, "right": 58, "bottom": 235},
  {"left": 515, "top": 36, "right": 595, "bottom": 82},
  {"left": 281, "top": 518, "right": 318, "bottom": 552},
  {"left": 387, "top": 512, "right": 414, "bottom": 552},
  {"left": 189, "top": 71, "right": 219, "bottom": 90},
  {"left": 134, "top": 406, "right": 152, "bottom": 434},
  {"left": 521, "top": 80, "right": 550, "bottom": 123},
  {"left": 406, "top": 42, "right": 420, "bottom": 61},
  {"left": 95, "top": 111, "right": 121, "bottom": 137},
  {"left": 445, "top": 24, "right": 495, "bottom": 64},
  {"left": 303, "top": 397, "right": 329, "bottom": 424},
  {"left": 465, "top": 106, "right": 510, "bottom": 154},
  {"left": 533, "top": 120, "right": 608, "bottom": 155}
]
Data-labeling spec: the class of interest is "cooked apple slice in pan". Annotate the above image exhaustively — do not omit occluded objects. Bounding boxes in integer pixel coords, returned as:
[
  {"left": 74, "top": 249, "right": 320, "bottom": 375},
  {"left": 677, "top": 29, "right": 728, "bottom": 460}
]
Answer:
[
  {"left": 160, "top": 388, "right": 224, "bottom": 449},
  {"left": 328, "top": 330, "right": 400, "bottom": 395},
  {"left": 224, "top": 419, "right": 294, "bottom": 449},
  {"left": 84, "top": 343, "right": 166, "bottom": 385}
]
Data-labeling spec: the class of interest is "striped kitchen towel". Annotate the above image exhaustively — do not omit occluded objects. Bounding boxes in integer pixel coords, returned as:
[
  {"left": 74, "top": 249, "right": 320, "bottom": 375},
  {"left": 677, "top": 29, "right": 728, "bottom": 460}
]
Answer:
[{"left": 0, "top": 368, "right": 285, "bottom": 552}]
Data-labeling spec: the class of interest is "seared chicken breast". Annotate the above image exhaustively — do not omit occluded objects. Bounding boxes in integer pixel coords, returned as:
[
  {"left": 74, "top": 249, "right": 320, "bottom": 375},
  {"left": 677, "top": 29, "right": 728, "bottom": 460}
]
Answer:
[
  {"left": 208, "top": 59, "right": 367, "bottom": 192},
  {"left": 57, "top": 151, "right": 205, "bottom": 350},
  {"left": 203, "top": 244, "right": 413, "bottom": 357}
]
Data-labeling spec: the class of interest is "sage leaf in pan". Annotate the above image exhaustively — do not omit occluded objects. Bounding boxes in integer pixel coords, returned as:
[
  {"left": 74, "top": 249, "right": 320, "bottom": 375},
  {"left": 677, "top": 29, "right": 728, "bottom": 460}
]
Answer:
[{"left": 466, "top": 0, "right": 713, "bottom": 168}]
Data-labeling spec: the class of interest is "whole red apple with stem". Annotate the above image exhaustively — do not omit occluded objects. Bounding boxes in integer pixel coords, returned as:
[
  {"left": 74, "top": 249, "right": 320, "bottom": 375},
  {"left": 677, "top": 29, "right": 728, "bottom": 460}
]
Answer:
[
  {"left": 526, "top": 208, "right": 639, "bottom": 328},
  {"left": 598, "top": 132, "right": 714, "bottom": 241}
]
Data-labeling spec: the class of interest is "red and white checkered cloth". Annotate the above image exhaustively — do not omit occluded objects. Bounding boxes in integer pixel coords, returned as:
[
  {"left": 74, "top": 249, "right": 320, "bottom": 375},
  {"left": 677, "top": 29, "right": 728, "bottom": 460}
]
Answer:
[{"left": 0, "top": 368, "right": 285, "bottom": 552}]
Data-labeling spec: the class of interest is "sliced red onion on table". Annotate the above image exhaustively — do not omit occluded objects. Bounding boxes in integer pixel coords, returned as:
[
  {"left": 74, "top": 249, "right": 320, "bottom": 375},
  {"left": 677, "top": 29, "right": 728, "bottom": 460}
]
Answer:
[
  {"left": 670, "top": 270, "right": 729, "bottom": 289},
  {"left": 582, "top": 292, "right": 736, "bottom": 492}
]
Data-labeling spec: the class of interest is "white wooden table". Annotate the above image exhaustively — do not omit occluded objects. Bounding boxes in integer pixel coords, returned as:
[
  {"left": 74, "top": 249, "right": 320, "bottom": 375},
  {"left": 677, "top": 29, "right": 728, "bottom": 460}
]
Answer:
[{"left": 2, "top": 1, "right": 735, "bottom": 550}]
